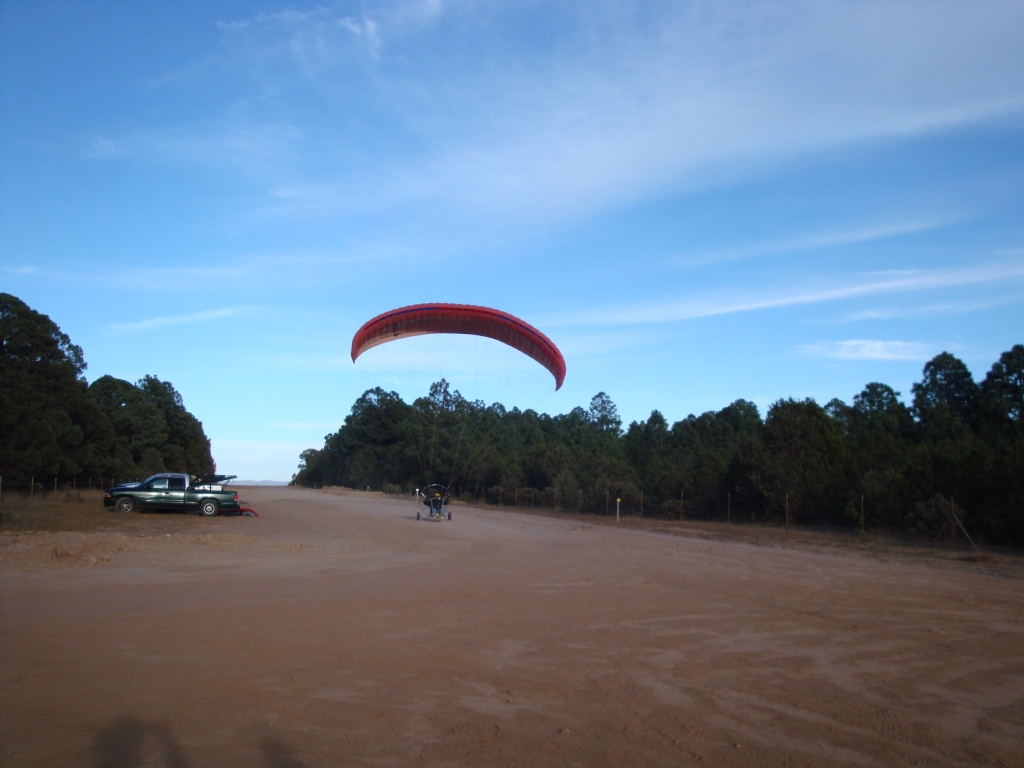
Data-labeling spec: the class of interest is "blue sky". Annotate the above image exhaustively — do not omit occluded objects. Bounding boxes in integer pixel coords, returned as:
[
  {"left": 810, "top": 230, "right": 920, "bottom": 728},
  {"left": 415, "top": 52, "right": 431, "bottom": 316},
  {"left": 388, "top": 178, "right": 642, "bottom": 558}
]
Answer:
[{"left": 2, "top": 1, "right": 1023, "bottom": 481}]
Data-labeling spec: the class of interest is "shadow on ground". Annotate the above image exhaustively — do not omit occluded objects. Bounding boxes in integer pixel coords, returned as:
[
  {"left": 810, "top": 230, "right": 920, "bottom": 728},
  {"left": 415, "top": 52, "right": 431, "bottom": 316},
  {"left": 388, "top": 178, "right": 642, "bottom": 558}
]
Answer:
[{"left": 94, "top": 717, "right": 303, "bottom": 767}]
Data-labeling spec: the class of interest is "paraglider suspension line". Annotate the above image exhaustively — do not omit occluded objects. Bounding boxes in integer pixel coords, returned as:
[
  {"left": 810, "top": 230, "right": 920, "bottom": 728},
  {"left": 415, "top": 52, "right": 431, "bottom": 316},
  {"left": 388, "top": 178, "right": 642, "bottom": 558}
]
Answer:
[{"left": 446, "top": 418, "right": 469, "bottom": 493}]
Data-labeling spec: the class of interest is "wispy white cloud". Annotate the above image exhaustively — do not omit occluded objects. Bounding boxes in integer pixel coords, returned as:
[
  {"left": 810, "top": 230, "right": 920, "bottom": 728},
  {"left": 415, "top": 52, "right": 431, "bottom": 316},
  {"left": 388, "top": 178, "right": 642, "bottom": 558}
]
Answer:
[
  {"left": 389, "top": 3, "right": 1023, "bottom": 221},
  {"left": 85, "top": 122, "right": 301, "bottom": 175},
  {"left": 834, "top": 299, "right": 1006, "bottom": 323},
  {"left": 109, "top": 306, "right": 260, "bottom": 331},
  {"left": 218, "top": 0, "right": 443, "bottom": 57},
  {"left": 547, "top": 260, "right": 1024, "bottom": 327},
  {"left": 217, "top": 4, "right": 384, "bottom": 64},
  {"left": 3, "top": 246, "right": 412, "bottom": 291},
  {"left": 796, "top": 340, "right": 935, "bottom": 361},
  {"left": 2, "top": 265, "right": 39, "bottom": 276},
  {"left": 90, "top": 2, "right": 1024, "bottom": 226},
  {"left": 674, "top": 218, "right": 961, "bottom": 266},
  {"left": 4, "top": 261, "right": 246, "bottom": 289}
]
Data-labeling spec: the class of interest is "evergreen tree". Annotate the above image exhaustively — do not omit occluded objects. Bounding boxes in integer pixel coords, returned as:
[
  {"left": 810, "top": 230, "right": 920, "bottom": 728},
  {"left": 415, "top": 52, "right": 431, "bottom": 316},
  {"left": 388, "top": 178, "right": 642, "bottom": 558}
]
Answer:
[
  {"left": 0, "top": 293, "right": 112, "bottom": 481},
  {"left": 0, "top": 293, "right": 218, "bottom": 483},
  {"left": 291, "top": 348, "right": 1024, "bottom": 543}
]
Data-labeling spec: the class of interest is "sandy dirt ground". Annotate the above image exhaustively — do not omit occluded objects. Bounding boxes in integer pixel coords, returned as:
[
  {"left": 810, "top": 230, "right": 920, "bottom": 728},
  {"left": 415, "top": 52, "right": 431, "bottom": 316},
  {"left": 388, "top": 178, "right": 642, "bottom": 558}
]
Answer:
[{"left": 2, "top": 486, "right": 1023, "bottom": 767}]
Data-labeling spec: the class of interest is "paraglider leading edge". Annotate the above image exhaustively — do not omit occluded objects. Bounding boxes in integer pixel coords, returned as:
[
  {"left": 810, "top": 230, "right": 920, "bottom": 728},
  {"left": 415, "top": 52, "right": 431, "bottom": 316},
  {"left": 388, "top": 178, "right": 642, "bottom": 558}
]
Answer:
[{"left": 351, "top": 303, "right": 566, "bottom": 389}]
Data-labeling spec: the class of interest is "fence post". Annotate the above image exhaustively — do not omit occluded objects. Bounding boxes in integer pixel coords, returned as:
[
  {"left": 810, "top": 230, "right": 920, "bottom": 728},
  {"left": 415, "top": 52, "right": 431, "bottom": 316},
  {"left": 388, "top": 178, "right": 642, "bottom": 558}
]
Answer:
[
  {"left": 54, "top": 476, "right": 58, "bottom": 494},
  {"left": 31, "top": 477, "right": 34, "bottom": 500},
  {"left": 860, "top": 495, "right": 865, "bottom": 535},
  {"left": 640, "top": 491, "right": 643, "bottom": 518},
  {"left": 606, "top": 490, "right": 609, "bottom": 516},
  {"left": 680, "top": 491, "right": 684, "bottom": 521},
  {"left": 727, "top": 492, "right": 731, "bottom": 526},
  {"left": 785, "top": 493, "right": 789, "bottom": 530},
  {"left": 950, "top": 497, "right": 956, "bottom": 543}
]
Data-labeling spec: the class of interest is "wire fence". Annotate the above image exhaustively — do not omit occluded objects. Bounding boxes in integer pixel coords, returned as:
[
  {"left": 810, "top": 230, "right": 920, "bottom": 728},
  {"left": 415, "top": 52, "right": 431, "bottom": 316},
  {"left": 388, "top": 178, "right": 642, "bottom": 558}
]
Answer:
[
  {"left": 4, "top": 475, "right": 1016, "bottom": 549},
  {"left": 367, "top": 480, "right": 1020, "bottom": 548},
  {"left": 0, "top": 476, "right": 141, "bottom": 498}
]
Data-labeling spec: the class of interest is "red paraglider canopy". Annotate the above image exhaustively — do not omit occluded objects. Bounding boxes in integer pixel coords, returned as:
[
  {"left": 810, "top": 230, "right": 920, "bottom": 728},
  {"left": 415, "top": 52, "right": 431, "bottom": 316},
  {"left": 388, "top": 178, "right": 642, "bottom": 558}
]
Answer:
[{"left": 351, "top": 303, "right": 566, "bottom": 390}]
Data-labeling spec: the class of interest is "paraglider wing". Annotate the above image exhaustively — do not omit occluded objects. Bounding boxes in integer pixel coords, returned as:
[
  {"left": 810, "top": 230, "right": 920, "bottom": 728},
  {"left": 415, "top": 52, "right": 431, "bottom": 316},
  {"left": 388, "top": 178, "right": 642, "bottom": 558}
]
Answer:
[{"left": 351, "top": 303, "right": 566, "bottom": 389}]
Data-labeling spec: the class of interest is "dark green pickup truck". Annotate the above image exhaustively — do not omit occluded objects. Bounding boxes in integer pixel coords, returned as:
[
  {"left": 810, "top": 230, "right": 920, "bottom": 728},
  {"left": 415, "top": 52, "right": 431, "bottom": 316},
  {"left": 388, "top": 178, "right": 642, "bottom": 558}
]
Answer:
[{"left": 103, "top": 473, "right": 240, "bottom": 517}]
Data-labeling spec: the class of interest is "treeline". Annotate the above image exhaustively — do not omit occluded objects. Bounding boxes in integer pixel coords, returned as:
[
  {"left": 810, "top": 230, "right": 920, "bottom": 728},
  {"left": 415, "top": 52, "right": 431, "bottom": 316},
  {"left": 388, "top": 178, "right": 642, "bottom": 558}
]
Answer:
[
  {"left": 293, "top": 346, "right": 1024, "bottom": 545},
  {"left": 0, "top": 293, "right": 215, "bottom": 484}
]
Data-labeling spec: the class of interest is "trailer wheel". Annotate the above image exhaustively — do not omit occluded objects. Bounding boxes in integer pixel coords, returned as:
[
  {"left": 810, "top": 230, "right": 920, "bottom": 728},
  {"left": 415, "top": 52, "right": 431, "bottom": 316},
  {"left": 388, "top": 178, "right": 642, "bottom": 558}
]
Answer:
[{"left": 199, "top": 499, "right": 220, "bottom": 517}]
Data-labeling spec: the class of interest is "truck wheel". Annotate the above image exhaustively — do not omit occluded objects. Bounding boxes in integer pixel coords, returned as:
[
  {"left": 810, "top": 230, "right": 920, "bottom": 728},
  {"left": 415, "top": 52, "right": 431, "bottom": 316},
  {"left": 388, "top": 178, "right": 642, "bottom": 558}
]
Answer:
[
  {"left": 199, "top": 499, "right": 220, "bottom": 517},
  {"left": 115, "top": 497, "right": 136, "bottom": 513}
]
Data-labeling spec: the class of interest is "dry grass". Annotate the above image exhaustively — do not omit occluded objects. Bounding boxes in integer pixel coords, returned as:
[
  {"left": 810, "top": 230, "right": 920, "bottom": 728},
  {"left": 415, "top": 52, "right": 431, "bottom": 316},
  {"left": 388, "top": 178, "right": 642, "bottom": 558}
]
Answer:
[{"left": 0, "top": 489, "right": 116, "bottom": 533}]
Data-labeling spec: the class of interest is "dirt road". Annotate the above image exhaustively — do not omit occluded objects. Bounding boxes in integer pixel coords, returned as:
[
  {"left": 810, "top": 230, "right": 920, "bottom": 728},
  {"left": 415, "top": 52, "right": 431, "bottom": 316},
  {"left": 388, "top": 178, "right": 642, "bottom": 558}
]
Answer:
[{"left": 2, "top": 486, "right": 1022, "bottom": 767}]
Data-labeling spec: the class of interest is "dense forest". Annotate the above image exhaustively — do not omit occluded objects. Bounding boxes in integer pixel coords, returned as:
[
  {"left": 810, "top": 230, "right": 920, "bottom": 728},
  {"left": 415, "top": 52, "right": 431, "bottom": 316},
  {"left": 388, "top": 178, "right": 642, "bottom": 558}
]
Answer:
[
  {"left": 293, "top": 345, "right": 1024, "bottom": 545},
  {"left": 0, "top": 293, "right": 215, "bottom": 484}
]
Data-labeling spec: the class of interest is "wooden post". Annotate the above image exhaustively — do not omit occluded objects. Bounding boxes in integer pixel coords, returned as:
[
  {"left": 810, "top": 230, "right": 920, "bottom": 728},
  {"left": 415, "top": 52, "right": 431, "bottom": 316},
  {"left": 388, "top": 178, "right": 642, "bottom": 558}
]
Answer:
[
  {"left": 860, "top": 495, "right": 865, "bottom": 535},
  {"left": 680, "top": 491, "right": 684, "bottom": 521},
  {"left": 31, "top": 476, "right": 34, "bottom": 499},
  {"left": 499, "top": 487, "right": 502, "bottom": 506},
  {"left": 578, "top": 489, "right": 583, "bottom": 512},
  {"left": 514, "top": 487, "right": 518, "bottom": 506},
  {"left": 640, "top": 491, "right": 643, "bottom": 518},
  {"left": 606, "top": 490, "right": 610, "bottom": 516},
  {"left": 785, "top": 493, "right": 789, "bottom": 530},
  {"left": 54, "top": 476, "right": 58, "bottom": 494},
  {"left": 727, "top": 492, "right": 731, "bottom": 526}
]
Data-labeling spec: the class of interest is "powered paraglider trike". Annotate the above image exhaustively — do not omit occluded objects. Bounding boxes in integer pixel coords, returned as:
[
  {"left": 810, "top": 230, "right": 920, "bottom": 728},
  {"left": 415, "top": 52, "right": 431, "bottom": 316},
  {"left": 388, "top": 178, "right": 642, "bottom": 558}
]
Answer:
[{"left": 417, "top": 484, "right": 452, "bottom": 522}]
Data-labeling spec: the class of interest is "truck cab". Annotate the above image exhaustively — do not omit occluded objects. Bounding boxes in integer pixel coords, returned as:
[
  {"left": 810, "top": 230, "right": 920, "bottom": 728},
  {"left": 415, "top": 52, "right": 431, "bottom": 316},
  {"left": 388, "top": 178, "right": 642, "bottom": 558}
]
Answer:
[{"left": 132, "top": 473, "right": 191, "bottom": 510}]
